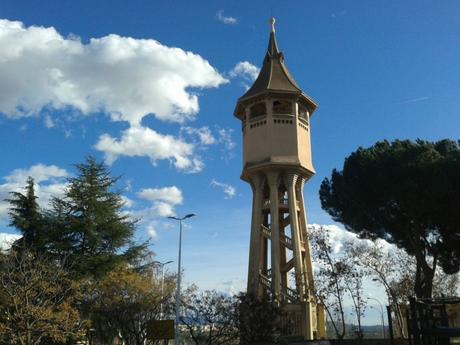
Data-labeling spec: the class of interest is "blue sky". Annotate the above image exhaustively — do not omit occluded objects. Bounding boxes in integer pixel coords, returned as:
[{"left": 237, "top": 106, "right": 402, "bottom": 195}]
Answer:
[{"left": 0, "top": 0, "right": 459, "bottom": 324}]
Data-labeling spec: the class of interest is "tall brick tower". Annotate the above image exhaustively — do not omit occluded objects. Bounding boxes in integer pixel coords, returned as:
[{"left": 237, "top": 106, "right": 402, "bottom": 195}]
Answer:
[{"left": 234, "top": 18, "right": 325, "bottom": 340}]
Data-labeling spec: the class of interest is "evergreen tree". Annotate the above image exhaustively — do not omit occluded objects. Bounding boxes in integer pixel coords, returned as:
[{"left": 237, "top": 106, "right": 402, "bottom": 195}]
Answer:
[
  {"left": 7, "top": 177, "right": 44, "bottom": 249},
  {"left": 320, "top": 139, "right": 460, "bottom": 298},
  {"left": 47, "top": 157, "right": 146, "bottom": 278}
]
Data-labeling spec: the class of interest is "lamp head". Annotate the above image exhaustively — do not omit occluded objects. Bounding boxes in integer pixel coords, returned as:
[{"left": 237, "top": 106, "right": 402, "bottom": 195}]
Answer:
[{"left": 184, "top": 213, "right": 196, "bottom": 219}]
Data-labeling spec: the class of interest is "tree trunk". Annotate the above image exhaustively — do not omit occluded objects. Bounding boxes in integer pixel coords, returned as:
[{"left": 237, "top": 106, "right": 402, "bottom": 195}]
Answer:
[{"left": 414, "top": 259, "right": 434, "bottom": 298}]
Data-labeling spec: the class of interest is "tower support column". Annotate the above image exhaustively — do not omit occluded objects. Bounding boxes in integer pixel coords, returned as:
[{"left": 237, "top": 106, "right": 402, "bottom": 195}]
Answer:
[
  {"left": 296, "top": 177, "right": 315, "bottom": 296},
  {"left": 247, "top": 173, "right": 264, "bottom": 297},
  {"left": 284, "top": 173, "right": 304, "bottom": 298},
  {"left": 267, "top": 171, "right": 281, "bottom": 302},
  {"left": 285, "top": 172, "right": 314, "bottom": 340}
]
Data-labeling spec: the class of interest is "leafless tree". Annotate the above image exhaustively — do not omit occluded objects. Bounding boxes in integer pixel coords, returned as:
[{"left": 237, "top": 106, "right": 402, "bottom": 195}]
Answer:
[
  {"left": 309, "top": 226, "right": 347, "bottom": 339},
  {"left": 180, "top": 287, "right": 239, "bottom": 345}
]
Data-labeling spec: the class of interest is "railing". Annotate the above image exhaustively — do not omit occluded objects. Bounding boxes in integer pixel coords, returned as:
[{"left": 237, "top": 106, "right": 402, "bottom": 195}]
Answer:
[
  {"left": 285, "top": 286, "right": 300, "bottom": 302},
  {"left": 259, "top": 272, "right": 300, "bottom": 303},
  {"left": 259, "top": 272, "right": 271, "bottom": 289},
  {"left": 261, "top": 224, "right": 298, "bottom": 251},
  {"left": 408, "top": 297, "right": 460, "bottom": 345},
  {"left": 281, "top": 233, "right": 293, "bottom": 250},
  {"left": 261, "top": 224, "right": 271, "bottom": 238},
  {"left": 248, "top": 114, "right": 266, "bottom": 122},
  {"left": 261, "top": 199, "right": 302, "bottom": 209},
  {"left": 262, "top": 198, "right": 290, "bottom": 208}
]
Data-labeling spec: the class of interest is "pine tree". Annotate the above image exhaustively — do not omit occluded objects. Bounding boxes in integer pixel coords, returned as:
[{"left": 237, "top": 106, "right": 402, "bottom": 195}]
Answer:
[
  {"left": 48, "top": 157, "right": 146, "bottom": 278},
  {"left": 320, "top": 139, "right": 460, "bottom": 298},
  {"left": 7, "top": 177, "right": 44, "bottom": 249}
]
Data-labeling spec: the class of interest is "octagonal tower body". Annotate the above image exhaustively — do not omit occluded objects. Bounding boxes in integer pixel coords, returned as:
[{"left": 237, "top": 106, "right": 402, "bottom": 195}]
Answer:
[{"left": 234, "top": 22, "right": 317, "bottom": 180}]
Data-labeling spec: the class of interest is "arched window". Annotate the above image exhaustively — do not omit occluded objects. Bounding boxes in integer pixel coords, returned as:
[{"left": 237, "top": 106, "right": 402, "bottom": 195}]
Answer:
[
  {"left": 273, "top": 100, "right": 292, "bottom": 114},
  {"left": 250, "top": 102, "right": 266, "bottom": 118},
  {"left": 299, "top": 106, "right": 309, "bottom": 122}
]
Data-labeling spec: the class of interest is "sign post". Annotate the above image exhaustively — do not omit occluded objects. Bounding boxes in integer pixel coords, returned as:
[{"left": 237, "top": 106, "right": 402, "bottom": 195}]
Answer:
[{"left": 147, "top": 320, "right": 175, "bottom": 343}]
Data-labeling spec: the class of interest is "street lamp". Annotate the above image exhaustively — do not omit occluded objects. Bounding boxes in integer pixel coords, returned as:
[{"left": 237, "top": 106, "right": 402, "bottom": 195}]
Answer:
[
  {"left": 168, "top": 213, "right": 196, "bottom": 345},
  {"left": 153, "top": 260, "right": 173, "bottom": 319},
  {"left": 367, "top": 296, "right": 386, "bottom": 338}
]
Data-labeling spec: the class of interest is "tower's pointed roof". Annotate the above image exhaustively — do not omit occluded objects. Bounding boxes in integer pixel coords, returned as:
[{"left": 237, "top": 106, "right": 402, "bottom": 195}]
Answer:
[{"left": 236, "top": 18, "right": 317, "bottom": 113}]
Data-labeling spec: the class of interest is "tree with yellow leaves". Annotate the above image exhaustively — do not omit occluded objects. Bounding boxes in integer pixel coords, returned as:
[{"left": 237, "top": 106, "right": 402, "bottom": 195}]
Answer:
[
  {"left": 0, "top": 248, "right": 87, "bottom": 345},
  {"left": 87, "top": 265, "right": 175, "bottom": 345}
]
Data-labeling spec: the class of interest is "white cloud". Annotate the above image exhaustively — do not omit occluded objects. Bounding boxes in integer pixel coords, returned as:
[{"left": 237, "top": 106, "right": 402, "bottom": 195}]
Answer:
[
  {"left": 229, "top": 61, "right": 260, "bottom": 82},
  {"left": 151, "top": 201, "right": 175, "bottom": 218},
  {"left": 130, "top": 186, "right": 184, "bottom": 224},
  {"left": 0, "top": 19, "right": 229, "bottom": 173},
  {"left": 210, "top": 179, "right": 236, "bottom": 199},
  {"left": 309, "top": 224, "right": 359, "bottom": 254},
  {"left": 95, "top": 126, "right": 204, "bottom": 173},
  {"left": 308, "top": 224, "right": 394, "bottom": 255},
  {"left": 125, "top": 179, "right": 133, "bottom": 192},
  {"left": 0, "top": 233, "right": 21, "bottom": 251},
  {"left": 121, "top": 195, "right": 135, "bottom": 208},
  {"left": 137, "top": 186, "right": 183, "bottom": 205},
  {"left": 397, "top": 96, "right": 430, "bottom": 105},
  {"left": 44, "top": 114, "right": 55, "bottom": 128},
  {"left": 218, "top": 128, "right": 236, "bottom": 150},
  {"left": 0, "top": 164, "right": 69, "bottom": 223},
  {"left": 5, "top": 164, "right": 68, "bottom": 184},
  {"left": 64, "top": 129, "right": 72, "bottom": 138},
  {"left": 147, "top": 223, "right": 158, "bottom": 240},
  {"left": 216, "top": 10, "right": 238, "bottom": 25},
  {"left": 181, "top": 126, "right": 216, "bottom": 145},
  {"left": 0, "top": 19, "right": 227, "bottom": 126}
]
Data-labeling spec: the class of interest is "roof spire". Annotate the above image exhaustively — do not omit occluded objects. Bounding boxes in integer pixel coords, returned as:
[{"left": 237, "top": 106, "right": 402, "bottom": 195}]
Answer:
[
  {"left": 234, "top": 18, "right": 318, "bottom": 117},
  {"left": 267, "top": 17, "right": 279, "bottom": 55},
  {"left": 270, "top": 17, "right": 276, "bottom": 33}
]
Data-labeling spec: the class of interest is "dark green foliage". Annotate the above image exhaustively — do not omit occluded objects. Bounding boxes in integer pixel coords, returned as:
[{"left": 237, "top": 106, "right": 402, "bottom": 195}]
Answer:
[
  {"left": 7, "top": 177, "right": 44, "bottom": 249},
  {"left": 7, "top": 157, "right": 147, "bottom": 279},
  {"left": 47, "top": 157, "right": 147, "bottom": 278},
  {"left": 319, "top": 139, "right": 460, "bottom": 298}
]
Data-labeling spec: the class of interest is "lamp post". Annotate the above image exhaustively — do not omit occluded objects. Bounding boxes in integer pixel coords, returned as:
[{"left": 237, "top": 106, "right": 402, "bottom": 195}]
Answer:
[
  {"left": 153, "top": 260, "right": 173, "bottom": 319},
  {"left": 367, "top": 296, "right": 386, "bottom": 338},
  {"left": 168, "top": 214, "right": 196, "bottom": 345}
]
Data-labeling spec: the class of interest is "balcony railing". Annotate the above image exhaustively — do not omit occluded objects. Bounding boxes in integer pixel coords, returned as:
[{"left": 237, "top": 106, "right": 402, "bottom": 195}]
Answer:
[
  {"left": 261, "top": 224, "right": 271, "bottom": 238},
  {"left": 281, "top": 234, "right": 293, "bottom": 250},
  {"left": 262, "top": 199, "right": 301, "bottom": 209},
  {"left": 259, "top": 272, "right": 271, "bottom": 289},
  {"left": 259, "top": 271, "right": 300, "bottom": 303}
]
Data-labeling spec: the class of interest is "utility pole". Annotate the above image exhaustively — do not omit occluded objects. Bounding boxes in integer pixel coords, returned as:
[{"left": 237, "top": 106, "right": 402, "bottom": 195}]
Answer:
[{"left": 368, "top": 296, "right": 386, "bottom": 338}]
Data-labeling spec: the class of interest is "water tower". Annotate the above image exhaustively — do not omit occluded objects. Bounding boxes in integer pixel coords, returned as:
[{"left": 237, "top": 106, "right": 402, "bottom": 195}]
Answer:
[{"left": 234, "top": 18, "right": 326, "bottom": 340}]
